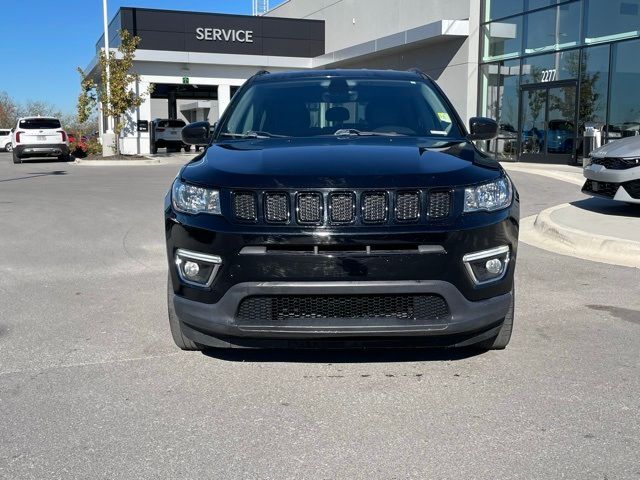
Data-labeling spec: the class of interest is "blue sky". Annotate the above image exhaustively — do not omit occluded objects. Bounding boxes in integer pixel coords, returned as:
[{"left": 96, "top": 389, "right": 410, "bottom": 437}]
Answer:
[{"left": 0, "top": 0, "right": 283, "bottom": 115}]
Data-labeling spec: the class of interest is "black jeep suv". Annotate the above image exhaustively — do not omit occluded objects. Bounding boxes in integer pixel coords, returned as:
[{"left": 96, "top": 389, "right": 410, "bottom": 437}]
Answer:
[{"left": 165, "top": 69, "right": 519, "bottom": 351}]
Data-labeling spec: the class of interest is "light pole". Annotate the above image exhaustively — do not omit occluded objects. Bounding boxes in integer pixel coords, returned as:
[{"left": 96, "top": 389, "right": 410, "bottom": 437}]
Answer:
[{"left": 102, "top": 0, "right": 113, "bottom": 133}]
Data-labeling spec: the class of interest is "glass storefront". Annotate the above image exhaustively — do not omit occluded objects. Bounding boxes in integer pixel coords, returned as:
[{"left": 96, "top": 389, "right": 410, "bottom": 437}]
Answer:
[{"left": 480, "top": 0, "right": 640, "bottom": 162}]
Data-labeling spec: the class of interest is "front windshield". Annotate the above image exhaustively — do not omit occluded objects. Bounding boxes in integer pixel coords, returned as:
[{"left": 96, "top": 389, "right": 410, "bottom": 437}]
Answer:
[{"left": 219, "top": 77, "right": 462, "bottom": 139}]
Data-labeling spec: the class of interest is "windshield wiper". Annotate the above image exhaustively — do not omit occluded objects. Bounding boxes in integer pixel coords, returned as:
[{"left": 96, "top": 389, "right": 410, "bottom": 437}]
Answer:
[
  {"left": 333, "top": 128, "right": 407, "bottom": 137},
  {"left": 218, "top": 131, "right": 289, "bottom": 139}
]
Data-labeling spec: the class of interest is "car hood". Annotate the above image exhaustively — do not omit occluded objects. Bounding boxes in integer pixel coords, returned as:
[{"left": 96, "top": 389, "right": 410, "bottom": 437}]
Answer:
[
  {"left": 181, "top": 137, "right": 503, "bottom": 189},
  {"left": 591, "top": 135, "right": 640, "bottom": 158}
]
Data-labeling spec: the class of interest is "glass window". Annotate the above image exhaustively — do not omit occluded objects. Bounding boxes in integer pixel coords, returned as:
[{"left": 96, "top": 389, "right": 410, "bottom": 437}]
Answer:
[
  {"left": 585, "top": 0, "right": 640, "bottom": 44},
  {"left": 483, "top": 17, "right": 524, "bottom": 60},
  {"left": 578, "top": 45, "right": 609, "bottom": 134},
  {"left": 219, "top": 78, "right": 463, "bottom": 139},
  {"left": 19, "top": 118, "right": 61, "bottom": 129},
  {"left": 521, "top": 50, "right": 581, "bottom": 83},
  {"left": 485, "top": 0, "right": 525, "bottom": 21},
  {"left": 480, "top": 60, "right": 521, "bottom": 160},
  {"left": 526, "top": 0, "right": 563, "bottom": 11},
  {"left": 525, "top": 2, "right": 581, "bottom": 54},
  {"left": 609, "top": 39, "right": 640, "bottom": 138}
]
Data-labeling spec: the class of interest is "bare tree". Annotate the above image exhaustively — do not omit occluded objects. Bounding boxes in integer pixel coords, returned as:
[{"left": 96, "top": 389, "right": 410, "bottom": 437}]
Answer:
[{"left": 0, "top": 91, "right": 19, "bottom": 127}]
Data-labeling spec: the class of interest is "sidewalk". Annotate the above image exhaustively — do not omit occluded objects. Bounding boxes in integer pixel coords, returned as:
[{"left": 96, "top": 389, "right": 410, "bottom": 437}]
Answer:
[{"left": 502, "top": 162, "right": 640, "bottom": 268}]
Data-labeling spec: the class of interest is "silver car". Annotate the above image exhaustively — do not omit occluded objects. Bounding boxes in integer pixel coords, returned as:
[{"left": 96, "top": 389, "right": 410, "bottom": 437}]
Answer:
[{"left": 583, "top": 135, "right": 640, "bottom": 205}]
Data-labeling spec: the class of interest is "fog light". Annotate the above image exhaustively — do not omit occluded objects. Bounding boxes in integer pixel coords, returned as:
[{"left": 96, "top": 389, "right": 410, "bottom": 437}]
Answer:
[
  {"left": 175, "top": 249, "right": 222, "bottom": 287},
  {"left": 463, "top": 246, "right": 510, "bottom": 285},
  {"left": 485, "top": 258, "right": 503, "bottom": 274},
  {"left": 183, "top": 261, "right": 200, "bottom": 279}
]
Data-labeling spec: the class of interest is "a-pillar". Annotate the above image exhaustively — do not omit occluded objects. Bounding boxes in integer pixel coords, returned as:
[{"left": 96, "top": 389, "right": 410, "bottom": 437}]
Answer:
[{"left": 217, "top": 84, "right": 232, "bottom": 120}]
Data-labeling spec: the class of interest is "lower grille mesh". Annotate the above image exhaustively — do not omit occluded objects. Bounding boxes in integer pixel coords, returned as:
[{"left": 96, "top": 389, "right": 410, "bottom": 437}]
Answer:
[{"left": 236, "top": 294, "right": 450, "bottom": 323}]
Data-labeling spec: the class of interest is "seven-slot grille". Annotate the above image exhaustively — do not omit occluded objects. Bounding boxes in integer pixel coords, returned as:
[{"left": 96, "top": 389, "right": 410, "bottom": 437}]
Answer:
[
  {"left": 230, "top": 190, "right": 453, "bottom": 225},
  {"left": 232, "top": 191, "right": 258, "bottom": 221},
  {"left": 265, "top": 193, "right": 289, "bottom": 223},
  {"left": 236, "top": 294, "right": 450, "bottom": 323},
  {"left": 297, "top": 193, "right": 323, "bottom": 224},
  {"left": 329, "top": 192, "right": 355, "bottom": 223}
]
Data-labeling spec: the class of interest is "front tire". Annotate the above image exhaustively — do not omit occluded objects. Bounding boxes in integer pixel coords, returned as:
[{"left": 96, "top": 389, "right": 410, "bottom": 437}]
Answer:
[
  {"left": 5, "top": 143, "right": 13, "bottom": 152},
  {"left": 167, "top": 276, "right": 202, "bottom": 351},
  {"left": 477, "top": 287, "right": 515, "bottom": 350},
  {"left": 12, "top": 150, "right": 22, "bottom": 164}
]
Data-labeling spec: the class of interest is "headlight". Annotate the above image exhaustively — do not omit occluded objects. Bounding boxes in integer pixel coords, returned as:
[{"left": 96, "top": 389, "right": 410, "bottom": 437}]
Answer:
[
  {"left": 172, "top": 179, "right": 221, "bottom": 215},
  {"left": 464, "top": 176, "right": 512, "bottom": 213}
]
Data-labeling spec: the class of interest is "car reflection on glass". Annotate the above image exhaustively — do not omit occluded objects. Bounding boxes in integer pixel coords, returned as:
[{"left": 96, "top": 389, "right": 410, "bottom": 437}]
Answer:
[
  {"left": 547, "top": 120, "right": 575, "bottom": 154},
  {"left": 521, "top": 127, "right": 544, "bottom": 154}
]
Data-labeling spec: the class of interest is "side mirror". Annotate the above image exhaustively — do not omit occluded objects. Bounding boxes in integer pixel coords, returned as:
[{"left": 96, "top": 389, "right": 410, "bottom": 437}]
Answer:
[
  {"left": 182, "top": 121, "right": 211, "bottom": 145},
  {"left": 468, "top": 117, "right": 499, "bottom": 141}
]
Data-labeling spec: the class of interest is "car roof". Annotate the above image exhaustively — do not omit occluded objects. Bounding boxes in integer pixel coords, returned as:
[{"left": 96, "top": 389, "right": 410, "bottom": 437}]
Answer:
[
  {"left": 18, "top": 117, "right": 60, "bottom": 121},
  {"left": 251, "top": 69, "right": 426, "bottom": 83}
]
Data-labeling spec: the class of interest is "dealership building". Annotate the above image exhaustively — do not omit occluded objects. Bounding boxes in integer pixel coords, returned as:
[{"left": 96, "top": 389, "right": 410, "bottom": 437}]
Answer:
[{"left": 86, "top": 0, "right": 640, "bottom": 163}]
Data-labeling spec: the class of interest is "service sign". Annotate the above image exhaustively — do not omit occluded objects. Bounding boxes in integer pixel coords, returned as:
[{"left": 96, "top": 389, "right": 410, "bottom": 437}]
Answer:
[
  {"left": 196, "top": 28, "right": 254, "bottom": 43},
  {"left": 113, "top": 8, "right": 324, "bottom": 57}
]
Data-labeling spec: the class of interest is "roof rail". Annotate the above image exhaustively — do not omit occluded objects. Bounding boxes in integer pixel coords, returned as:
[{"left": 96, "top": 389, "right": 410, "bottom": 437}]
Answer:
[{"left": 255, "top": 70, "right": 271, "bottom": 76}]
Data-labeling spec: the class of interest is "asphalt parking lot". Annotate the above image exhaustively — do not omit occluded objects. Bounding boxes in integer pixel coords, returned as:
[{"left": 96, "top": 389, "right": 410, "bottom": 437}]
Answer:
[{"left": 0, "top": 151, "right": 639, "bottom": 479}]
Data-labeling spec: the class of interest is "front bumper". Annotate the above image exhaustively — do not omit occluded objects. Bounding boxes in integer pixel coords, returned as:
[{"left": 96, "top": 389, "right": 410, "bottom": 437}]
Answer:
[
  {"left": 166, "top": 199, "right": 519, "bottom": 346},
  {"left": 14, "top": 143, "right": 70, "bottom": 158},
  {"left": 582, "top": 163, "right": 640, "bottom": 203},
  {"left": 173, "top": 280, "right": 513, "bottom": 348}
]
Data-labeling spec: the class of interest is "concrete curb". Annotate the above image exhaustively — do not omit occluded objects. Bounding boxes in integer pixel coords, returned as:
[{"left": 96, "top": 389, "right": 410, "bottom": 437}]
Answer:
[
  {"left": 520, "top": 203, "right": 640, "bottom": 269},
  {"left": 500, "top": 163, "right": 585, "bottom": 186},
  {"left": 74, "top": 158, "right": 162, "bottom": 166}
]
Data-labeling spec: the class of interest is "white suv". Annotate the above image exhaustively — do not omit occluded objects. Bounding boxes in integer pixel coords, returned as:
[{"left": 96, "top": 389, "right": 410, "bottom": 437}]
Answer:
[
  {"left": 1, "top": 128, "right": 12, "bottom": 152},
  {"left": 151, "top": 119, "right": 189, "bottom": 154},
  {"left": 12, "top": 117, "right": 70, "bottom": 164}
]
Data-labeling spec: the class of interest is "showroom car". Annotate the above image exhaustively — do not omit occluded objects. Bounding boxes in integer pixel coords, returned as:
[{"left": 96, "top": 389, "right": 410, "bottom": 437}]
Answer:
[
  {"left": 165, "top": 69, "right": 519, "bottom": 351},
  {"left": 582, "top": 135, "right": 640, "bottom": 205}
]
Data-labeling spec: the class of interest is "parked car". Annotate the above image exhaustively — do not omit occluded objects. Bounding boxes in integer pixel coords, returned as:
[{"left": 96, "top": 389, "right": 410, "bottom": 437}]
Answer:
[
  {"left": 11, "top": 117, "right": 70, "bottom": 164},
  {"left": 165, "top": 69, "right": 519, "bottom": 351},
  {"left": 582, "top": 135, "right": 640, "bottom": 205},
  {"left": 151, "top": 119, "right": 189, "bottom": 154},
  {"left": 0, "top": 128, "right": 12, "bottom": 152}
]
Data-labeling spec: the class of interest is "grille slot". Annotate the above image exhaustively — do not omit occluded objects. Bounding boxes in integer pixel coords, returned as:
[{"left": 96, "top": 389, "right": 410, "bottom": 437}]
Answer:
[
  {"left": 591, "top": 157, "right": 640, "bottom": 170},
  {"left": 236, "top": 294, "right": 450, "bottom": 323},
  {"left": 264, "top": 193, "right": 289, "bottom": 223},
  {"left": 624, "top": 180, "right": 640, "bottom": 199},
  {"left": 232, "top": 192, "right": 257, "bottom": 221},
  {"left": 582, "top": 179, "right": 619, "bottom": 199},
  {"left": 362, "top": 192, "right": 388, "bottom": 223},
  {"left": 428, "top": 191, "right": 451, "bottom": 219},
  {"left": 395, "top": 192, "right": 420, "bottom": 222},
  {"left": 297, "top": 193, "right": 323, "bottom": 224},
  {"left": 329, "top": 192, "right": 355, "bottom": 224}
]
